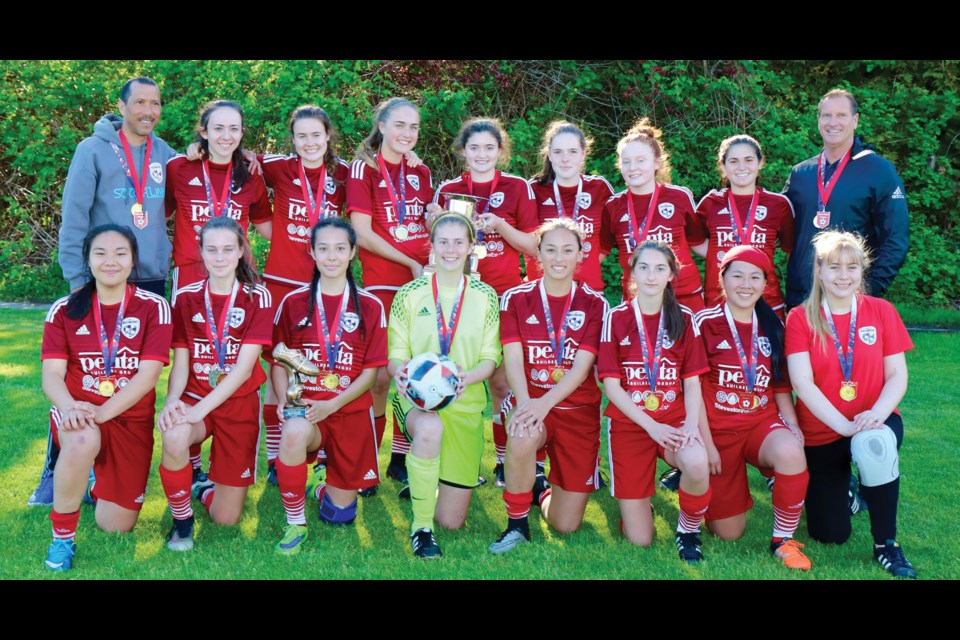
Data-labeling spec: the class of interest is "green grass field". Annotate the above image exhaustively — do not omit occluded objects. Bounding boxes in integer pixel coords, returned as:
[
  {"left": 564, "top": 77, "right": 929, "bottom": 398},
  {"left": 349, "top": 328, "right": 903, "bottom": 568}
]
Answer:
[{"left": 2, "top": 308, "right": 958, "bottom": 580}]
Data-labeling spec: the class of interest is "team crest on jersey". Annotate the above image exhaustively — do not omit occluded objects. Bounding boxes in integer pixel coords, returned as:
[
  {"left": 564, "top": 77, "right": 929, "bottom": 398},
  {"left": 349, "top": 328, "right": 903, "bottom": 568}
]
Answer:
[
  {"left": 150, "top": 162, "right": 163, "bottom": 184},
  {"left": 758, "top": 336, "right": 771, "bottom": 357},
  {"left": 227, "top": 307, "right": 245, "bottom": 329},
  {"left": 578, "top": 193, "right": 592, "bottom": 209},
  {"left": 859, "top": 326, "right": 877, "bottom": 345},
  {"left": 754, "top": 205, "right": 768, "bottom": 221},
  {"left": 121, "top": 317, "right": 140, "bottom": 339},
  {"left": 406, "top": 174, "right": 420, "bottom": 190},
  {"left": 341, "top": 312, "right": 359, "bottom": 333},
  {"left": 325, "top": 176, "right": 336, "bottom": 195},
  {"left": 489, "top": 192, "right": 504, "bottom": 208},
  {"left": 565, "top": 311, "right": 585, "bottom": 331},
  {"left": 658, "top": 203, "right": 675, "bottom": 219}
]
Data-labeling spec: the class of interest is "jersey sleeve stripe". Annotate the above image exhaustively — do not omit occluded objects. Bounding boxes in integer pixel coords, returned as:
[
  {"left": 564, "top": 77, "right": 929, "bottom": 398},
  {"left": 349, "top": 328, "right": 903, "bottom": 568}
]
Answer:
[{"left": 45, "top": 296, "right": 70, "bottom": 323}]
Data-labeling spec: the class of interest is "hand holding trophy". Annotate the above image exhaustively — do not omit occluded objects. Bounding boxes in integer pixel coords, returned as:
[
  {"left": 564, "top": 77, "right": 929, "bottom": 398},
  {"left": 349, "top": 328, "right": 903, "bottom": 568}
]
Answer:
[{"left": 273, "top": 342, "right": 322, "bottom": 419}]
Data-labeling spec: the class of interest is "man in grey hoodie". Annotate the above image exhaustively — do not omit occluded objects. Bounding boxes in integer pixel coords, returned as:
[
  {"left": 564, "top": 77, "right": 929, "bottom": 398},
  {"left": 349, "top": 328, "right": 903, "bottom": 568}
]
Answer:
[{"left": 28, "top": 76, "right": 178, "bottom": 507}]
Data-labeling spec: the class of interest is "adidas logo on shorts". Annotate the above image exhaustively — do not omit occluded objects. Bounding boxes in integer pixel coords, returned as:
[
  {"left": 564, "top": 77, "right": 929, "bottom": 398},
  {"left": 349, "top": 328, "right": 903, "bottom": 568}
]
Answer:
[
  {"left": 241, "top": 468, "right": 251, "bottom": 479},
  {"left": 585, "top": 476, "right": 594, "bottom": 486},
  {"left": 620, "top": 336, "right": 631, "bottom": 345},
  {"left": 135, "top": 493, "right": 145, "bottom": 504},
  {"left": 192, "top": 313, "right": 205, "bottom": 323},
  {"left": 76, "top": 325, "right": 90, "bottom": 336},
  {"left": 891, "top": 187, "right": 905, "bottom": 199},
  {"left": 526, "top": 314, "right": 540, "bottom": 324},
  {"left": 716, "top": 339, "right": 732, "bottom": 350},
  {"left": 363, "top": 469, "right": 377, "bottom": 480},
  {"left": 189, "top": 177, "right": 202, "bottom": 186},
  {"left": 417, "top": 306, "right": 431, "bottom": 317}
]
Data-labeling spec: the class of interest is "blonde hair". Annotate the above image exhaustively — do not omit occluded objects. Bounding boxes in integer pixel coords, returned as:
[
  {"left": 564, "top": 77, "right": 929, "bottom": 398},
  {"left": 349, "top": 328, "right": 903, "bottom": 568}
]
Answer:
[
  {"left": 616, "top": 117, "right": 672, "bottom": 184},
  {"left": 802, "top": 230, "right": 872, "bottom": 346},
  {"left": 354, "top": 97, "right": 419, "bottom": 170}
]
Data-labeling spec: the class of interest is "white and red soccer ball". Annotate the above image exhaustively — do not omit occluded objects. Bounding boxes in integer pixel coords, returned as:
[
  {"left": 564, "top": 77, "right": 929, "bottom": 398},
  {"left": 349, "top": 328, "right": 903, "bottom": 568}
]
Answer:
[{"left": 402, "top": 352, "right": 461, "bottom": 412}]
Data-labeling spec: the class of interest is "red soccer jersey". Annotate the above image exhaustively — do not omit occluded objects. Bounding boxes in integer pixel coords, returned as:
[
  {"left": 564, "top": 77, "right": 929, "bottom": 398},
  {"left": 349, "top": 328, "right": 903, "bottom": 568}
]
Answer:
[
  {"left": 601, "top": 184, "right": 706, "bottom": 299},
  {"left": 784, "top": 295, "right": 914, "bottom": 446},
  {"left": 165, "top": 156, "right": 272, "bottom": 269},
  {"left": 528, "top": 174, "right": 615, "bottom": 292},
  {"left": 272, "top": 285, "right": 388, "bottom": 413},
  {"left": 500, "top": 279, "right": 608, "bottom": 407},
  {"left": 695, "top": 304, "right": 792, "bottom": 433},
  {"left": 599, "top": 302, "right": 708, "bottom": 426},
  {"left": 171, "top": 280, "right": 273, "bottom": 399},
  {"left": 696, "top": 188, "right": 796, "bottom": 309},
  {"left": 41, "top": 287, "right": 172, "bottom": 421},
  {"left": 434, "top": 171, "right": 538, "bottom": 296},
  {"left": 345, "top": 157, "right": 433, "bottom": 291},
  {"left": 261, "top": 154, "right": 350, "bottom": 287}
]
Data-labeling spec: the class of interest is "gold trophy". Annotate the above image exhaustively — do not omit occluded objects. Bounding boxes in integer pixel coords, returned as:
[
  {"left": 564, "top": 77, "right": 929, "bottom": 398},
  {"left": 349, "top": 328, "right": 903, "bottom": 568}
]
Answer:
[
  {"left": 273, "top": 342, "right": 322, "bottom": 419},
  {"left": 425, "top": 194, "right": 483, "bottom": 279}
]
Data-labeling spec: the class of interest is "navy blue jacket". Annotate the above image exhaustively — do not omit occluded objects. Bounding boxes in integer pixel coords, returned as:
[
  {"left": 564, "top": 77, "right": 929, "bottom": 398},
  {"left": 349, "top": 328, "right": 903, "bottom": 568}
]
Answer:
[{"left": 783, "top": 137, "right": 909, "bottom": 308}]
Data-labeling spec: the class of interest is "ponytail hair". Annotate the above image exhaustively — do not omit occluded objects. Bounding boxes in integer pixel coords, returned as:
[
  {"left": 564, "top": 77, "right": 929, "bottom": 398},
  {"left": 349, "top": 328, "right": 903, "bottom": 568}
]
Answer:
[
  {"left": 617, "top": 117, "right": 672, "bottom": 184},
  {"left": 66, "top": 224, "right": 139, "bottom": 320},
  {"left": 193, "top": 100, "right": 251, "bottom": 189},
  {"left": 627, "top": 240, "right": 684, "bottom": 343},
  {"left": 302, "top": 217, "right": 365, "bottom": 339},
  {"left": 198, "top": 217, "right": 260, "bottom": 295},
  {"left": 533, "top": 120, "right": 592, "bottom": 186},
  {"left": 355, "top": 97, "right": 419, "bottom": 170}
]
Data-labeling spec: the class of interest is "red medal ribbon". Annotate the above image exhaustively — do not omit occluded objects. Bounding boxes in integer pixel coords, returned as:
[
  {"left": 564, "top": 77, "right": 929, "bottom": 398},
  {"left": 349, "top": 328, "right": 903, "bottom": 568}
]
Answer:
[
  {"left": 538, "top": 279, "right": 577, "bottom": 368},
  {"left": 298, "top": 159, "right": 328, "bottom": 228},
  {"left": 315, "top": 286, "right": 349, "bottom": 373},
  {"left": 630, "top": 298, "right": 667, "bottom": 393},
  {"left": 726, "top": 189, "right": 760, "bottom": 246},
  {"left": 201, "top": 159, "right": 234, "bottom": 218},
  {"left": 92, "top": 285, "right": 131, "bottom": 378},
  {"left": 118, "top": 129, "right": 152, "bottom": 209},
  {"left": 626, "top": 182, "right": 661, "bottom": 252},
  {"left": 816, "top": 147, "right": 853, "bottom": 212},
  {"left": 376, "top": 154, "right": 408, "bottom": 227},
  {"left": 432, "top": 273, "right": 466, "bottom": 358},
  {"left": 203, "top": 279, "right": 239, "bottom": 371}
]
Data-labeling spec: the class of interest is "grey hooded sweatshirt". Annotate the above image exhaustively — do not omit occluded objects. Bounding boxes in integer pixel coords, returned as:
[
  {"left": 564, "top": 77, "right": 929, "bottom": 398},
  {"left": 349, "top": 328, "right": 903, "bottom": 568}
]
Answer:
[{"left": 58, "top": 114, "right": 177, "bottom": 290}]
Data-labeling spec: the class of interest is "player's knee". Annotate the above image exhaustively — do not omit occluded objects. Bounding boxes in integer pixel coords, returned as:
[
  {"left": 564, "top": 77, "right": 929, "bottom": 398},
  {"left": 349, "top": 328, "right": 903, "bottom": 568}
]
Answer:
[
  {"left": 851, "top": 426, "right": 899, "bottom": 487},
  {"left": 707, "top": 521, "right": 744, "bottom": 541},
  {"left": 435, "top": 512, "right": 467, "bottom": 530},
  {"left": 319, "top": 492, "right": 357, "bottom": 526},
  {"left": 279, "top": 420, "right": 312, "bottom": 452},
  {"left": 160, "top": 428, "right": 191, "bottom": 456},
  {"left": 550, "top": 516, "right": 583, "bottom": 535},
  {"left": 506, "top": 433, "right": 538, "bottom": 458}
]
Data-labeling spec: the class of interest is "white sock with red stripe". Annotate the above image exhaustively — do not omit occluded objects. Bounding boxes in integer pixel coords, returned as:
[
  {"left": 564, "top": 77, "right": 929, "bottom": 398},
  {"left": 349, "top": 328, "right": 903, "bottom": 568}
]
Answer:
[
  {"left": 493, "top": 416, "right": 506, "bottom": 465},
  {"left": 160, "top": 464, "right": 194, "bottom": 521},
  {"left": 263, "top": 404, "right": 280, "bottom": 464}
]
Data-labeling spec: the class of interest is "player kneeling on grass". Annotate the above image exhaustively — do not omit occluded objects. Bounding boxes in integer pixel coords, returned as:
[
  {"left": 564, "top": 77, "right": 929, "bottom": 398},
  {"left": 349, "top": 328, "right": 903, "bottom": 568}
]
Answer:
[
  {"left": 598, "top": 241, "right": 712, "bottom": 563},
  {"left": 41, "top": 224, "right": 172, "bottom": 571},
  {"left": 388, "top": 212, "right": 501, "bottom": 558},
  {"left": 694, "top": 245, "right": 812, "bottom": 570},
  {"left": 785, "top": 231, "right": 917, "bottom": 578},
  {"left": 157, "top": 217, "right": 273, "bottom": 550},
  {"left": 271, "top": 217, "right": 388, "bottom": 554},
  {"left": 488, "top": 219, "right": 608, "bottom": 554}
]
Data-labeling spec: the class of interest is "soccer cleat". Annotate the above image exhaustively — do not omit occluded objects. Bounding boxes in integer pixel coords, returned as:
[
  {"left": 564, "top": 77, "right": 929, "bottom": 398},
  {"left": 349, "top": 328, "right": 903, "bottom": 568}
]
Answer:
[
  {"left": 359, "top": 485, "right": 378, "bottom": 498},
  {"left": 475, "top": 475, "right": 487, "bottom": 487},
  {"left": 849, "top": 474, "right": 868, "bottom": 515},
  {"left": 27, "top": 474, "right": 54, "bottom": 507},
  {"left": 874, "top": 540, "right": 917, "bottom": 579},
  {"left": 532, "top": 473, "right": 551, "bottom": 506},
  {"left": 675, "top": 532, "right": 703, "bottom": 563},
  {"left": 397, "top": 484, "right": 411, "bottom": 500},
  {"left": 165, "top": 516, "right": 195, "bottom": 551},
  {"left": 386, "top": 461, "right": 408, "bottom": 484},
  {"left": 273, "top": 342, "right": 322, "bottom": 376},
  {"left": 305, "top": 465, "right": 326, "bottom": 500},
  {"left": 267, "top": 463, "right": 279, "bottom": 487},
  {"left": 488, "top": 527, "right": 531, "bottom": 555},
  {"left": 44, "top": 539, "right": 77, "bottom": 572},
  {"left": 596, "top": 468, "right": 608, "bottom": 491},
  {"left": 659, "top": 468, "right": 681, "bottom": 492},
  {"left": 193, "top": 478, "right": 214, "bottom": 501},
  {"left": 766, "top": 475, "right": 775, "bottom": 490},
  {"left": 411, "top": 528, "right": 442, "bottom": 559},
  {"left": 493, "top": 463, "right": 506, "bottom": 488},
  {"left": 191, "top": 466, "right": 209, "bottom": 490},
  {"left": 275, "top": 524, "right": 309, "bottom": 556},
  {"left": 771, "top": 538, "right": 812, "bottom": 570}
]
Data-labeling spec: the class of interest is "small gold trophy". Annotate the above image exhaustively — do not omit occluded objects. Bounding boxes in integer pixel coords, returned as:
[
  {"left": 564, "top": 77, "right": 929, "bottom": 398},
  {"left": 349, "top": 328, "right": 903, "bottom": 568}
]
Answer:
[{"left": 273, "top": 342, "right": 322, "bottom": 419}]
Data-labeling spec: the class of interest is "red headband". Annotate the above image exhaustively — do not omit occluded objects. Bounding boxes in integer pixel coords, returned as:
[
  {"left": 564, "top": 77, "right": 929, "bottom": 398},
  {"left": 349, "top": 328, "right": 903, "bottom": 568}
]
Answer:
[{"left": 719, "top": 244, "right": 771, "bottom": 275}]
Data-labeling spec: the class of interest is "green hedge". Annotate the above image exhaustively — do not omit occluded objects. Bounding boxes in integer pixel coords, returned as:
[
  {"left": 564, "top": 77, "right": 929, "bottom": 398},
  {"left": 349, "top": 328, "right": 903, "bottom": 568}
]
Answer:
[{"left": 2, "top": 60, "right": 957, "bottom": 305}]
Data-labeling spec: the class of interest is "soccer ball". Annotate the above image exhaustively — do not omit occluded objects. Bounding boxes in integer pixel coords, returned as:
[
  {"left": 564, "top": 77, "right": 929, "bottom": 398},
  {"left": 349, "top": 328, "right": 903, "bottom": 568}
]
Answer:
[{"left": 402, "top": 352, "right": 461, "bottom": 412}]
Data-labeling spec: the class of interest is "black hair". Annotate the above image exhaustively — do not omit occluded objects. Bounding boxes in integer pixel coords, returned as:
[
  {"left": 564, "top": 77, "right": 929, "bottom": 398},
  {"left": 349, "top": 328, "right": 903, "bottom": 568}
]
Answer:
[
  {"left": 66, "top": 224, "right": 139, "bottom": 320},
  {"left": 302, "top": 217, "right": 365, "bottom": 339},
  {"left": 192, "top": 100, "right": 250, "bottom": 189},
  {"left": 120, "top": 76, "right": 158, "bottom": 103}
]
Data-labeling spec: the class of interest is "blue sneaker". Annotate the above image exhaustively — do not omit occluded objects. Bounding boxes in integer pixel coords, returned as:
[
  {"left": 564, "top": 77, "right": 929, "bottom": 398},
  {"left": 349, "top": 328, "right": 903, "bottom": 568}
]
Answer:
[
  {"left": 193, "top": 478, "right": 214, "bottom": 501},
  {"left": 45, "top": 539, "right": 77, "bottom": 572},
  {"left": 27, "top": 474, "right": 54, "bottom": 507}
]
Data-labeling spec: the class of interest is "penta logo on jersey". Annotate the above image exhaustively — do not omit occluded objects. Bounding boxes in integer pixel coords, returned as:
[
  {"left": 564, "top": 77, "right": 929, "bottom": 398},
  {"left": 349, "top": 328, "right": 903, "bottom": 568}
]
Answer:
[
  {"left": 716, "top": 228, "right": 768, "bottom": 246},
  {"left": 78, "top": 347, "right": 140, "bottom": 373},
  {"left": 384, "top": 198, "right": 425, "bottom": 224},
  {"left": 624, "top": 358, "right": 679, "bottom": 382},
  {"left": 717, "top": 363, "right": 772, "bottom": 390},
  {"left": 190, "top": 201, "right": 242, "bottom": 222},
  {"left": 303, "top": 343, "right": 355, "bottom": 369},
  {"left": 193, "top": 339, "right": 242, "bottom": 359},
  {"left": 526, "top": 338, "right": 579, "bottom": 364}
]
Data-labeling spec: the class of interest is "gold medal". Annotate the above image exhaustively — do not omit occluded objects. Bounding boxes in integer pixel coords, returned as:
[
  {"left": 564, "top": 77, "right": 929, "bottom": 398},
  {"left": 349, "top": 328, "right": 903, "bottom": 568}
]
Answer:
[
  {"left": 474, "top": 244, "right": 488, "bottom": 259},
  {"left": 644, "top": 394, "right": 660, "bottom": 411},
  {"left": 208, "top": 367, "right": 221, "bottom": 388},
  {"left": 839, "top": 382, "right": 857, "bottom": 402},
  {"left": 550, "top": 367, "right": 565, "bottom": 383},
  {"left": 322, "top": 373, "right": 340, "bottom": 390},
  {"left": 131, "top": 202, "right": 143, "bottom": 215},
  {"left": 97, "top": 377, "right": 116, "bottom": 397},
  {"left": 394, "top": 226, "right": 409, "bottom": 241}
]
